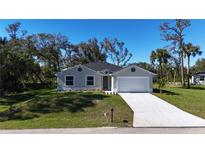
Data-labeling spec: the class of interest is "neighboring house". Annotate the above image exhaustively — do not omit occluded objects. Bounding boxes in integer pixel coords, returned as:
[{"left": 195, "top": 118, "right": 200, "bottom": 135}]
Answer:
[
  {"left": 57, "top": 62, "right": 156, "bottom": 93},
  {"left": 191, "top": 71, "right": 205, "bottom": 85}
]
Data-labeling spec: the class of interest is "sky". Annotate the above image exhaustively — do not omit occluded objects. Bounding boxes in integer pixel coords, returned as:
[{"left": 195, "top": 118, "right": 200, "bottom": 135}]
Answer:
[{"left": 0, "top": 19, "right": 205, "bottom": 66}]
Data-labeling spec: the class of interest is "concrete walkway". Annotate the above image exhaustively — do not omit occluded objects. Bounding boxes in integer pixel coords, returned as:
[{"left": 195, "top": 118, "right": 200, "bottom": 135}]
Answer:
[
  {"left": 0, "top": 127, "right": 205, "bottom": 134},
  {"left": 119, "top": 93, "right": 205, "bottom": 127}
]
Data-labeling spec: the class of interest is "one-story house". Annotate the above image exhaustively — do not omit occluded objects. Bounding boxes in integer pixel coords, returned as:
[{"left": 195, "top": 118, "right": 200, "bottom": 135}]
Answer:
[
  {"left": 57, "top": 62, "right": 156, "bottom": 93},
  {"left": 191, "top": 71, "right": 205, "bottom": 85}
]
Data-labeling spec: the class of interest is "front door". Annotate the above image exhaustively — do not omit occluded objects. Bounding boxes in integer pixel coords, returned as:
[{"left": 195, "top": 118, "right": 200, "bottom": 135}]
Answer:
[{"left": 103, "top": 76, "right": 111, "bottom": 90}]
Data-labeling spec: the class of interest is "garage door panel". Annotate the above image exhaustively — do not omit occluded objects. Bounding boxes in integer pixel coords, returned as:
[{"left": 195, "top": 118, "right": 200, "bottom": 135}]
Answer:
[{"left": 117, "top": 77, "right": 149, "bottom": 92}]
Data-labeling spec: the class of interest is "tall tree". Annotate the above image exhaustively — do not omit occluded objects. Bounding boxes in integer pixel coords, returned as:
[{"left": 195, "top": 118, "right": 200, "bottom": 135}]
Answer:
[
  {"left": 75, "top": 38, "right": 107, "bottom": 64},
  {"left": 6, "top": 22, "right": 21, "bottom": 39},
  {"left": 0, "top": 37, "right": 8, "bottom": 95},
  {"left": 150, "top": 49, "right": 171, "bottom": 79},
  {"left": 184, "top": 43, "right": 202, "bottom": 88},
  {"left": 160, "top": 19, "right": 191, "bottom": 87},
  {"left": 4, "top": 22, "right": 30, "bottom": 89},
  {"left": 102, "top": 38, "right": 132, "bottom": 66},
  {"left": 30, "top": 33, "right": 70, "bottom": 72},
  {"left": 150, "top": 48, "right": 171, "bottom": 93}
]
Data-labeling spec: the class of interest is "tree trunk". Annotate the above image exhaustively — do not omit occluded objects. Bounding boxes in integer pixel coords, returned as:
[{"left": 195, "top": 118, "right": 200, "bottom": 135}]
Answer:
[
  {"left": 187, "top": 55, "right": 190, "bottom": 88},
  {"left": 18, "top": 70, "right": 26, "bottom": 89},
  {"left": 159, "top": 62, "right": 163, "bottom": 94},
  {"left": 180, "top": 47, "right": 185, "bottom": 87},
  {"left": 159, "top": 62, "right": 163, "bottom": 79},
  {"left": 31, "top": 74, "right": 37, "bottom": 84},
  {"left": 20, "top": 77, "right": 26, "bottom": 89},
  {"left": 34, "top": 72, "right": 43, "bottom": 84}
]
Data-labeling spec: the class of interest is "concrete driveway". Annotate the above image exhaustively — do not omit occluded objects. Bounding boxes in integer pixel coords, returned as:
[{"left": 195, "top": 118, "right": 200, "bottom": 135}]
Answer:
[{"left": 119, "top": 93, "right": 205, "bottom": 127}]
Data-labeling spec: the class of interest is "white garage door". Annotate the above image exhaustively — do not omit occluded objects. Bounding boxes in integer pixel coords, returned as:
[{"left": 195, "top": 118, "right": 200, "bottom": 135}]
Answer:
[{"left": 117, "top": 77, "right": 149, "bottom": 92}]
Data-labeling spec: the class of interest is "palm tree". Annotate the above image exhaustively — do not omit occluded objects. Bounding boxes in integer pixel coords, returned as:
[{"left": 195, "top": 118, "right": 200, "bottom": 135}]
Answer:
[
  {"left": 184, "top": 43, "right": 202, "bottom": 88},
  {"left": 150, "top": 48, "right": 171, "bottom": 93},
  {"left": 150, "top": 49, "right": 171, "bottom": 79}
]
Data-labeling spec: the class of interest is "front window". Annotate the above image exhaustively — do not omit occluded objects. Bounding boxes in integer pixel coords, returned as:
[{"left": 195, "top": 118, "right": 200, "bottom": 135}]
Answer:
[
  {"left": 200, "top": 76, "right": 204, "bottom": 81},
  {"left": 65, "top": 76, "right": 74, "bottom": 85},
  {"left": 86, "top": 76, "right": 94, "bottom": 86}
]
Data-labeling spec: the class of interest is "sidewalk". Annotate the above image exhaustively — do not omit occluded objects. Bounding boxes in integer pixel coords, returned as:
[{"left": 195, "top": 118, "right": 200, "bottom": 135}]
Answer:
[{"left": 1, "top": 127, "right": 205, "bottom": 134}]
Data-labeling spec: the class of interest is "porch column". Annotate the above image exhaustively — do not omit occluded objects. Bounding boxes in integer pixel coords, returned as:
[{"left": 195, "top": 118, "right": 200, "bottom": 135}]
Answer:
[
  {"left": 111, "top": 76, "right": 114, "bottom": 93},
  {"left": 191, "top": 76, "right": 194, "bottom": 84}
]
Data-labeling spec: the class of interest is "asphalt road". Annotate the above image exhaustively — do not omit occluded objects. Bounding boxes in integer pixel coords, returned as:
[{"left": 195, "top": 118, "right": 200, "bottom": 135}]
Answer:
[{"left": 1, "top": 127, "right": 205, "bottom": 134}]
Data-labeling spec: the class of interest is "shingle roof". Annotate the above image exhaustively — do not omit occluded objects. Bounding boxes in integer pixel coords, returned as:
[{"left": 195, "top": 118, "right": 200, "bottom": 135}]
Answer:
[
  {"left": 194, "top": 71, "right": 205, "bottom": 75},
  {"left": 84, "top": 62, "right": 123, "bottom": 72}
]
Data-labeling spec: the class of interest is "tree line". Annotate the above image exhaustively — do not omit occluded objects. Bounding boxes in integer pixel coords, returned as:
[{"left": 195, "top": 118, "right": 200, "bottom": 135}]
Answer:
[
  {"left": 150, "top": 19, "right": 203, "bottom": 91},
  {"left": 0, "top": 22, "right": 132, "bottom": 95},
  {"left": 0, "top": 20, "right": 204, "bottom": 95}
]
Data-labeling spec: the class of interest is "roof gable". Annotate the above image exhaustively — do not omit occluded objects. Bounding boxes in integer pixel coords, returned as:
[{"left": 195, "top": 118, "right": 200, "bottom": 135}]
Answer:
[{"left": 113, "top": 64, "right": 156, "bottom": 76}]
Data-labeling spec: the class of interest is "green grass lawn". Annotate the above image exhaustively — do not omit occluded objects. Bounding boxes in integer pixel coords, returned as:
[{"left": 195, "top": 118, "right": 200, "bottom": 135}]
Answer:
[
  {"left": 153, "top": 85, "right": 205, "bottom": 119},
  {"left": 0, "top": 89, "right": 133, "bottom": 129}
]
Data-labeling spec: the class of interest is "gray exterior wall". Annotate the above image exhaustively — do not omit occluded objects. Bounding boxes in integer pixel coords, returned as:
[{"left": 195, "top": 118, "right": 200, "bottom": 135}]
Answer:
[
  {"left": 57, "top": 64, "right": 155, "bottom": 92},
  {"left": 113, "top": 65, "right": 154, "bottom": 92},
  {"left": 57, "top": 65, "right": 102, "bottom": 91}
]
